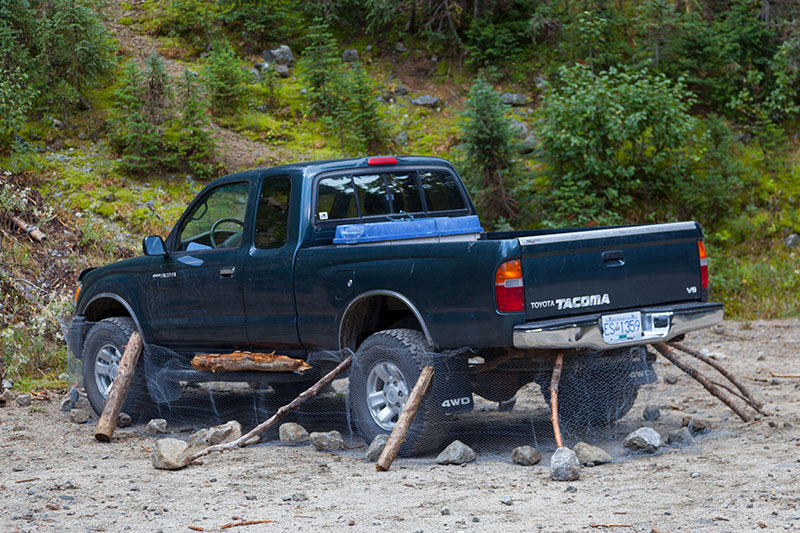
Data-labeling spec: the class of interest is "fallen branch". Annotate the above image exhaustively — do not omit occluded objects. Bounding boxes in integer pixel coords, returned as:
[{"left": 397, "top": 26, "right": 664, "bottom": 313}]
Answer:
[
  {"left": 668, "top": 341, "right": 762, "bottom": 410},
  {"left": 590, "top": 525, "right": 633, "bottom": 529},
  {"left": 376, "top": 365, "right": 434, "bottom": 472},
  {"left": 192, "top": 351, "right": 311, "bottom": 373},
  {"left": 187, "top": 354, "right": 353, "bottom": 465},
  {"left": 220, "top": 520, "right": 274, "bottom": 529},
  {"left": 549, "top": 351, "right": 564, "bottom": 449},
  {"left": 653, "top": 343, "right": 751, "bottom": 422},
  {"left": 769, "top": 372, "right": 800, "bottom": 379},
  {"left": 11, "top": 215, "right": 46, "bottom": 242},
  {"left": 14, "top": 477, "right": 39, "bottom": 484},
  {"left": 95, "top": 332, "right": 143, "bottom": 442},
  {"left": 188, "top": 526, "right": 203, "bottom": 532}
]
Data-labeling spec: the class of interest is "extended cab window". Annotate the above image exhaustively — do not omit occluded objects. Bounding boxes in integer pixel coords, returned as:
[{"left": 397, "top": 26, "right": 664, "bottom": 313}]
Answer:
[
  {"left": 254, "top": 177, "right": 291, "bottom": 249},
  {"left": 177, "top": 182, "right": 250, "bottom": 251}
]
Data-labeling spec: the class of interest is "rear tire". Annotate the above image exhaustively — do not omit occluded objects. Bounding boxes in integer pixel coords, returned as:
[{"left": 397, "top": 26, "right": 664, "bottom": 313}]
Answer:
[
  {"left": 81, "top": 317, "right": 152, "bottom": 417},
  {"left": 349, "top": 329, "right": 450, "bottom": 456}
]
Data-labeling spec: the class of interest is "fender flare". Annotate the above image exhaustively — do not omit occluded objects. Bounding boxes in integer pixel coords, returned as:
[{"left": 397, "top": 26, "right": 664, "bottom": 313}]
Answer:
[
  {"left": 339, "top": 290, "right": 436, "bottom": 350},
  {"left": 82, "top": 292, "right": 146, "bottom": 341}
]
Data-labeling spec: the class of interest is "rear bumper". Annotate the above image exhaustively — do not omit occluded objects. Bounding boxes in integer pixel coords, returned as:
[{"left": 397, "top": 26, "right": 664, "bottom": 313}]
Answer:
[{"left": 513, "top": 301, "right": 723, "bottom": 350}]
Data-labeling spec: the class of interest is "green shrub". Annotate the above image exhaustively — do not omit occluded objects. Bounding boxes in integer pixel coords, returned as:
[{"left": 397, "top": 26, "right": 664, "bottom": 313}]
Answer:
[
  {"left": 204, "top": 39, "right": 248, "bottom": 116},
  {"left": 174, "top": 68, "right": 218, "bottom": 178}
]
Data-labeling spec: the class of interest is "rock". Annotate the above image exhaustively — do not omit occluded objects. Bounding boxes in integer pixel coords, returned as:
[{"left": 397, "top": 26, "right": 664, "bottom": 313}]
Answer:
[
  {"left": 394, "top": 131, "right": 409, "bottom": 146},
  {"left": 499, "top": 496, "right": 513, "bottom": 506},
  {"left": 58, "top": 372, "right": 69, "bottom": 381},
  {"left": 518, "top": 133, "right": 538, "bottom": 154},
  {"left": 411, "top": 95, "right": 440, "bottom": 108},
  {"left": 117, "top": 412, "right": 132, "bottom": 428},
  {"left": 188, "top": 429, "right": 209, "bottom": 446},
  {"left": 262, "top": 45, "right": 295, "bottom": 67},
  {"left": 436, "top": 440, "right": 477, "bottom": 465},
  {"left": 364, "top": 434, "right": 390, "bottom": 462},
  {"left": 207, "top": 421, "right": 242, "bottom": 445},
  {"left": 643, "top": 405, "right": 661, "bottom": 421},
  {"left": 501, "top": 92, "right": 527, "bottom": 106},
  {"left": 145, "top": 418, "right": 168, "bottom": 436},
  {"left": 394, "top": 85, "right": 409, "bottom": 96},
  {"left": 16, "top": 394, "right": 31, "bottom": 407},
  {"left": 249, "top": 67, "right": 262, "bottom": 82},
  {"left": 59, "top": 394, "right": 75, "bottom": 412},
  {"left": 550, "top": 447, "right": 580, "bottom": 481},
  {"left": 395, "top": 42, "right": 407, "bottom": 53},
  {"left": 664, "top": 374, "right": 679, "bottom": 385},
  {"left": 151, "top": 438, "right": 190, "bottom": 470},
  {"left": 291, "top": 492, "right": 308, "bottom": 501},
  {"left": 309, "top": 430, "right": 345, "bottom": 451},
  {"left": 440, "top": 507, "right": 451, "bottom": 515},
  {"left": 690, "top": 471, "right": 701, "bottom": 478},
  {"left": 565, "top": 485, "right": 578, "bottom": 493},
  {"left": 380, "top": 90, "right": 394, "bottom": 103},
  {"left": 681, "top": 416, "right": 712, "bottom": 434},
  {"left": 243, "top": 435, "right": 260, "bottom": 446},
  {"left": 342, "top": 49, "right": 359, "bottom": 62},
  {"left": 510, "top": 445, "right": 541, "bottom": 466},
  {"left": 623, "top": 427, "right": 662, "bottom": 453},
  {"left": 275, "top": 65, "right": 290, "bottom": 78},
  {"left": 573, "top": 442, "right": 612, "bottom": 465},
  {"left": 785, "top": 233, "right": 800, "bottom": 249},
  {"left": 510, "top": 120, "right": 529, "bottom": 139},
  {"left": 668, "top": 427, "right": 695, "bottom": 446},
  {"left": 279, "top": 422, "right": 310, "bottom": 444},
  {"left": 2, "top": 378, "right": 13, "bottom": 389},
  {"left": 69, "top": 408, "right": 90, "bottom": 424},
  {"left": 2, "top": 389, "right": 16, "bottom": 404}
]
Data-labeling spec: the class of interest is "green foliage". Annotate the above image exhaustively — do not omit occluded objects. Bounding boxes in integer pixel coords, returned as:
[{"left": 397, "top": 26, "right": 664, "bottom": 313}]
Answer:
[
  {"left": 464, "top": 20, "right": 526, "bottom": 68},
  {"left": 161, "top": 0, "right": 218, "bottom": 49},
  {"left": 111, "top": 61, "right": 162, "bottom": 174},
  {"left": 300, "top": 18, "right": 341, "bottom": 117},
  {"left": 459, "top": 77, "right": 522, "bottom": 226},
  {"left": 218, "top": 0, "right": 304, "bottom": 50},
  {"left": 0, "top": 67, "right": 35, "bottom": 150},
  {"left": 204, "top": 39, "right": 248, "bottom": 116},
  {"left": 538, "top": 64, "right": 699, "bottom": 226},
  {"left": 174, "top": 68, "right": 217, "bottom": 178}
]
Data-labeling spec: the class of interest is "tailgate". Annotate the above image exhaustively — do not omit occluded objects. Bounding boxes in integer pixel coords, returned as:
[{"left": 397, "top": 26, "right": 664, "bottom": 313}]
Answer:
[{"left": 521, "top": 222, "right": 703, "bottom": 320}]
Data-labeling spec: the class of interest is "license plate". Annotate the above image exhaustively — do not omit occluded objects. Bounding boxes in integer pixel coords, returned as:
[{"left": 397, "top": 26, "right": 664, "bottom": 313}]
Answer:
[{"left": 601, "top": 312, "right": 642, "bottom": 344}]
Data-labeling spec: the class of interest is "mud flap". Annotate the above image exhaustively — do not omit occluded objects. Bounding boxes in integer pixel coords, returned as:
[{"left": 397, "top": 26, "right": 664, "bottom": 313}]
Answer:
[
  {"left": 432, "top": 352, "right": 473, "bottom": 414},
  {"left": 631, "top": 346, "right": 658, "bottom": 385}
]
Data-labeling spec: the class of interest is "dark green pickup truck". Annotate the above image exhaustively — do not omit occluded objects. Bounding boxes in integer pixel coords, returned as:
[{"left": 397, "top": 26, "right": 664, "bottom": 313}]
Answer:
[{"left": 68, "top": 155, "right": 722, "bottom": 454}]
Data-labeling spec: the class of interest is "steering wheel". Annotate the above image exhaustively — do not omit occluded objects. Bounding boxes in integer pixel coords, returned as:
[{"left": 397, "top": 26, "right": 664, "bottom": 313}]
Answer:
[{"left": 209, "top": 218, "right": 245, "bottom": 248}]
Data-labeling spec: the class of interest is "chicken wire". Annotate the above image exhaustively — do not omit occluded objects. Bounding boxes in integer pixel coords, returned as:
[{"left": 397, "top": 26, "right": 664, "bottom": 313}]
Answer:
[{"left": 64, "top": 318, "right": 713, "bottom": 462}]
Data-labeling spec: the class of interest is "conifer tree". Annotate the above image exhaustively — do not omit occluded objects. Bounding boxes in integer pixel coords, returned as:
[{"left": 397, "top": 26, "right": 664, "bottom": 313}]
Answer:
[
  {"left": 204, "top": 39, "right": 248, "bottom": 116},
  {"left": 177, "top": 68, "right": 216, "bottom": 178},
  {"left": 301, "top": 18, "right": 340, "bottom": 116},
  {"left": 112, "top": 62, "right": 163, "bottom": 174}
]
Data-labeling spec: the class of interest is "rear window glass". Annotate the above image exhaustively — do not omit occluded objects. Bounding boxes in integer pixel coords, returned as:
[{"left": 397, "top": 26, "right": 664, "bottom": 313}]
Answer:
[
  {"left": 317, "top": 176, "right": 357, "bottom": 221},
  {"left": 419, "top": 170, "right": 466, "bottom": 212},
  {"left": 354, "top": 172, "right": 423, "bottom": 217}
]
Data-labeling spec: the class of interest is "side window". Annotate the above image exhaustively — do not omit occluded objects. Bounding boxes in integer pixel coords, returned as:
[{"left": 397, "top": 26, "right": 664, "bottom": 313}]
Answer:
[
  {"left": 419, "top": 170, "right": 466, "bottom": 212},
  {"left": 317, "top": 176, "right": 357, "bottom": 221},
  {"left": 178, "top": 182, "right": 250, "bottom": 251},
  {"left": 254, "top": 177, "right": 291, "bottom": 249}
]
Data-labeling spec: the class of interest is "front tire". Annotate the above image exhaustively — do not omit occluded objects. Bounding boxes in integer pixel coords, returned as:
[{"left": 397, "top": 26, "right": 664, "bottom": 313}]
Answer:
[
  {"left": 81, "top": 317, "right": 152, "bottom": 417},
  {"left": 349, "top": 329, "right": 450, "bottom": 456}
]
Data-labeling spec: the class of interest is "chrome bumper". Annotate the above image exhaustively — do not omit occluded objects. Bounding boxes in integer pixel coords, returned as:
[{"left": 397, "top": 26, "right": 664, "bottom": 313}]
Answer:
[{"left": 513, "top": 302, "right": 723, "bottom": 351}]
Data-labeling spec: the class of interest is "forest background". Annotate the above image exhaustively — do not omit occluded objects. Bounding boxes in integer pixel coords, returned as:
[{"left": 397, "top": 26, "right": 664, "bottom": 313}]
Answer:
[{"left": 1, "top": 0, "right": 799, "bottom": 387}]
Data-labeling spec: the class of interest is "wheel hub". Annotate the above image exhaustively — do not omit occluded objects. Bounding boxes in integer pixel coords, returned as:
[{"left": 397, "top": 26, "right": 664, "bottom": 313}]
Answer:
[
  {"left": 365, "top": 361, "right": 410, "bottom": 431},
  {"left": 94, "top": 343, "right": 123, "bottom": 400}
]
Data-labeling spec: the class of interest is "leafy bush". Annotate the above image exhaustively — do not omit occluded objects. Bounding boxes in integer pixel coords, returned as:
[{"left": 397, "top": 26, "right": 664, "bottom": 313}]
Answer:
[{"left": 204, "top": 39, "right": 249, "bottom": 116}]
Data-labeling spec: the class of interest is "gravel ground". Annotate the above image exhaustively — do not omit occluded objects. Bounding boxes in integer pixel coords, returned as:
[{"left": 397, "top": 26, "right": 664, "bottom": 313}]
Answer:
[{"left": 1, "top": 319, "right": 799, "bottom": 532}]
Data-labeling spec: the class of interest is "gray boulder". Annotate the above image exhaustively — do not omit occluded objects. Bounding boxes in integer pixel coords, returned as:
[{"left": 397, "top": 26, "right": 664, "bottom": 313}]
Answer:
[
  {"left": 785, "top": 233, "right": 800, "bottom": 249},
  {"left": 279, "top": 422, "right": 310, "bottom": 444},
  {"left": 436, "top": 440, "right": 477, "bottom": 465},
  {"left": 681, "top": 416, "right": 712, "bottom": 434},
  {"left": 510, "top": 120, "right": 530, "bottom": 139},
  {"left": 511, "top": 445, "right": 541, "bottom": 466},
  {"left": 623, "top": 427, "right": 662, "bottom": 453},
  {"left": 69, "top": 408, "right": 90, "bottom": 424},
  {"left": 501, "top": 92, "right": 527, "bottom": 106},
  {"left": 667, "top": 427, "right": 695, "bottom": 446},
  {"left": 573, "top": 442, "right": 612, "bottom": 465},
  {"left": 364, "top": 434, "right": 390, "bottom": 462},
  {"left": 16, "top": 393, "right": 31, "bottom": 407},
  {"left": 342, "top": 49, "right": 359, "bottom": 62},
  {"left": 394, "top": 85, "right": 409, "bottom": 96},
  {"left": 262, "top": 45, "right": 295, "bottom": 67},
  {"left": 310, "top": 430, "right": 346, "bottom": 451},
  {"left": 188, "top": 428, "right": 209, "bottom": 446},
  {"left": 249, "top": 67, "right": 262, "bottom": 82},
  {"left": 145, "top": 418, "right": 168, "bottom": 436},
  {"left": 411, "top": 95, "right": 440, "bottom": 108},
  {"left": 207, "top": 421, "right": 242, "bottom": 445},
  {"left": 643, "top": 405, "right": 661, "bottom": 421},
  {"left": 275, "top": 65, "right": 290, "bottom": 78},
  {"left": 518, "top": 133, "right": 538, "bottom": 154},
  {"left": 151, "top": 438, "right": 190, "bottom": 470},
  {"left": 2, "top": 389, "right": 16, "bottom": 404},
  {"left": 550, "top": 447, "right": 580, "bottom": 481},
  {"left": 117, "top": 412, "right": 132, "bottom": 428}
]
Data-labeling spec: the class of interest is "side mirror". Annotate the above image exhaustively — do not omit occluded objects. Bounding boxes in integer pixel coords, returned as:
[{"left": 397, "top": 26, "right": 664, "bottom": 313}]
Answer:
[{"left": 143, "top": 235, "right": 167, "bottom": 256}]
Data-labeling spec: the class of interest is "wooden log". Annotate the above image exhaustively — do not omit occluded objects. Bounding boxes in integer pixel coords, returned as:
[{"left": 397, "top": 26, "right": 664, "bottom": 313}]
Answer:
[
  {"left": 376, "top": 365, "right": 434, "bottom": 472},
  {"left": 653, "top": 343, "right": 751, "bottom": 422},
  {"left": 186, "top": 354, "right": 353, "bottom": 466},
  {"left": 11, "top": 215, "right": 46, "bottom": 242},
  {"left": 191, "top": 351, "right": 312, "bottom": 373},
  {"left": 549, "top": 351, "right": 564, "bottom": 449},
  {"left": 769, "top": 372, "right": 800, "bottom": 379},
  {"left": 668, "top": 341, "right": 763, "bottom": 411},
  {"left": 95, "top": 332, "right": 142, "bottom": 442}
]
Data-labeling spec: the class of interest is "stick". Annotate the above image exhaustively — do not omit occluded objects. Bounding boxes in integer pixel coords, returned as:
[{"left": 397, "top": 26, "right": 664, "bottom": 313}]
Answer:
[
  {"left": 769, "top": 372, "right": 800, "bottom": 379},
  {"left": 11, "top": 215, "right": 46, "bottom": 242},
  {"left": 220, "top": 520, "right": 274, "bottom": 529},
  {"left": 549, "top": 351, "right": 564, "bottom": 449},
  {"left": 376, "top": 365, "right": 434, "bottom": 472},
  {"left": 653, "top": 343, "right": 751, "bottom": 422},
  {"left": 187, "top": 355, "right": 353, "bottom": 465},
  {"left": 94, "top": 332, "right": 142, "bottom": 442},
  {"left": 668, "top": 341, "right": 762, "bottom": 410}
]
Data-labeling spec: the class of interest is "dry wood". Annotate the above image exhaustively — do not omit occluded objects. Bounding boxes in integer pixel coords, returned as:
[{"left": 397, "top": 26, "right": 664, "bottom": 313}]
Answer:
[
  {"left": 589, "top": 525, "right": 633, "bottom": 529},
  {"left": 376, "top": 365, "right": 434, "bottom": 472},
  {"left": 653, "top": 343, "right": 751, "bottom": 422},
  {"left": 549, "top": 351, "right": 564, "bottom": 449},
  {"left": 187, "top": 354, "right": 353, "bottom": 465},
  {"left": 769, "top": 372, "right": 800, "bottom": 379},
  {"left": 188, "top": 526, "right": 204, "bottom": 532},
  {"left": 668, "top": 341, "right": 762, "bottom": 410},
  {"left": 94, "top": 332, "right": 142, "bottom": 442},
  {"left": 220, "top": 520, "right": 274, "bottom": 529},
  {"left": 14, "top": 477, "right": 39, "bottom": 484},
  {"left": 191, "top": 351, "right": 311, "bottom": 373},
  {"left": 11, "top": 215, "right": 46, "bottom": 242}
]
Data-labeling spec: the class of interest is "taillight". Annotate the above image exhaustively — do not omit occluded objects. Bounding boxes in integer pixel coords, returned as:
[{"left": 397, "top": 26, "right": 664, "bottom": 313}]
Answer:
[
  {"left": 698, "top": 240, "right": 708, "bottom": 290},
  {"left": 367, "top": 156, "right": 397, "bottom": 165},
  {"left": 496, "top": 259, "right": 524, "bottom": 312}
]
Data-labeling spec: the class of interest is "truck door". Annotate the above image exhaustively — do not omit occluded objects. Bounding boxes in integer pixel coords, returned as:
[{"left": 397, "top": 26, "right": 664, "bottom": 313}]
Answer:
[
  {"left": 242, "top": 175, "right": 301, "bottom": 351},
  {"left": 145, "top": 181, "right": 251, "bottom": 351}
]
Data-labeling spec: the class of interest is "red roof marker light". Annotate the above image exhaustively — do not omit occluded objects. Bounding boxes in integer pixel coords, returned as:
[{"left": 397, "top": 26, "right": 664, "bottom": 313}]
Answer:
[{"left": 368, "top": 156, "right": 398, "bottom": 165}]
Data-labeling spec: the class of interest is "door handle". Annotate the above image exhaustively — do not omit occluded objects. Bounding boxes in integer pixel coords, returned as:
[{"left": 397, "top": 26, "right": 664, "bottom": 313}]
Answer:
[{"left": 220, "top": 267, "right": 235, "bottom": 278}]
